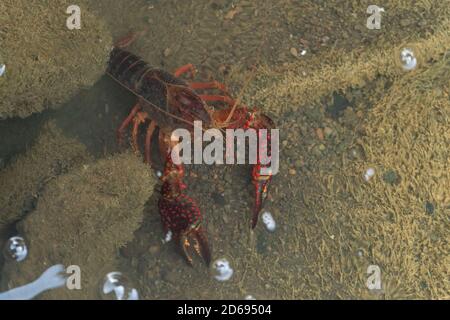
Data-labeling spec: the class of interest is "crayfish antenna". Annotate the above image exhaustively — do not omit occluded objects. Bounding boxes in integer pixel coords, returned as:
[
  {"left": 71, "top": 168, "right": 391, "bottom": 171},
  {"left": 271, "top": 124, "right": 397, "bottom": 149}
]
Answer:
[
  {"left": 179, "top": 228, "right": 211, "bottom": 267},
  {"left": 114, "top": 29, "right": 148, "bottom": 49},
  {"left": 251, "top": 187, "right": 263, "bottom": 229},
  {"left": 180, "top": 235, "right": 194, "bottom": 266}
]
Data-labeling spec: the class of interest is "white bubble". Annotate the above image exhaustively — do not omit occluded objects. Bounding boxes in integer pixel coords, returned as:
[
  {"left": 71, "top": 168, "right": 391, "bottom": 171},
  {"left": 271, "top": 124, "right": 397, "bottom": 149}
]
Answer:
[
  {"left": 3, "top": 236, "right": 28, "bottom": 262},
  {"left": 102, "top": 272, "right": 139, "bottom": 300},
  {"left": 162, "top": 230, "right": 172, "bottom": 243},
  {"left": 261, "top": 211, "right": 276, "bottom": 232},
  {"left": 212, "top": 258, "right": 234, "bottom": 282},
  {"left": 400, "top": 48, "right": 417, "bottom": 71},
  {"left": 0, "top": 64, "right": 5, "bottom": 77},
  {"left": 156, "top": 170, "right": 163, "bottom": 178},
  {"left": 364, "top": 168, "right": 375, "bottom": 181},
  {"left": 245, "top": 295, "right": 256, "bottom": 300}
]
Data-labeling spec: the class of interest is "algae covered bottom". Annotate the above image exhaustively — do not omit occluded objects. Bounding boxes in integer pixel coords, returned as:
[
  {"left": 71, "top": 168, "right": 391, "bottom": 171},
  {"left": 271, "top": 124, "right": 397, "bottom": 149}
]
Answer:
[{"left": 0, "top": 0, "right": 449, "bottom": 300}]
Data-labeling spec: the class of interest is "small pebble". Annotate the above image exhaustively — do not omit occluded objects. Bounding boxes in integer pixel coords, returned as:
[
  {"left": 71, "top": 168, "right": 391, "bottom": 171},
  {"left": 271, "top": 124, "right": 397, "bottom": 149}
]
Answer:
[
  {"left": 294, "top": 159, "right": 304, "bottom": 168},
  {"left": 383, "top": 169, "right": 400, "bottom": 185},
  {"left": 288, "top": 168, "right": 296, "bottom": 175},
  {"left": 315, "top": 128, "right": 324, "bottom": 141},
  {"left": 425, "top": 201, "right": 434, "bottom": 215},
  {"left": 364, "top": 168, "right": 375, "bottom": 181},
  {"left": 261, "top": 211, "right": 276, "bottom": 232},
  {"left": 163, "top": 48, "right": 171, "bottom": 57},
  {"left": 420, "top": 281, "right": 428, "bottom": 290},
  {"left": 348, "top": 145, "right": 365, "bottom": 160},
  {"left": 245, "top": 295, "right": 256, "bottom": 300},
  {"left": 222, "top": 214, "right": 229, "bottom": 224},
  {"left": 212, "top": 192, "right": 226, "bottom": 206},
  {"left": 400, "top": 18, "right": 412, "bottom": 27},
  {"left": 148, "top": 245, "right": 160, "bottom": 255},
  {"left": 324, "top": 127, "right": 333, "bottom": 138},
  {"left": 290, "top": 47, "right": 298, "bottom": 57},
  {"left": 212, "top": 258, "right": 234, "bottom": 282},
  {"left": 224, "top": 7, "right": 241, "bottom": 20},
  {"left": 161, "top": 269, "right": 178, "bottom": 284},
  {"left": 156, "top": 170, "right": 162, "bottom": 178},
  {"left": 300, "top": 49, "right": 307, "bottom": 56}
]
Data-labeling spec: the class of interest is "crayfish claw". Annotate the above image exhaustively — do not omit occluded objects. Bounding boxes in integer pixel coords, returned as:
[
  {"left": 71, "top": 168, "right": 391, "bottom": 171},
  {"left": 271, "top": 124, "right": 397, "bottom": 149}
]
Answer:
[
  {"left": 159, "top": 168, "right": 211, "bottom": 266},
  {"left": 193, "top": 225, "right": 211, "bottom": 266},
  {"left": 180, "top": 236, "right": 194, "bottom": 266},
  {"left": 251, "top": 165, "right": 272, "bottom": 229},
  {"left": 179, "top": 225, "right": 211, "bottom": 266}
]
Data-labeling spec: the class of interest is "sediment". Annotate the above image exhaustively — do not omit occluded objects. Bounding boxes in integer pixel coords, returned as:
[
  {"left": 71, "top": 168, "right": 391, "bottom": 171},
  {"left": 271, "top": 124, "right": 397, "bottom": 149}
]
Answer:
[
  {"left": 0, "top": 0, "right": 112, "bottom": 118},
  {"left": 0, "top": 152, "right": 156, "bottom": 299}
]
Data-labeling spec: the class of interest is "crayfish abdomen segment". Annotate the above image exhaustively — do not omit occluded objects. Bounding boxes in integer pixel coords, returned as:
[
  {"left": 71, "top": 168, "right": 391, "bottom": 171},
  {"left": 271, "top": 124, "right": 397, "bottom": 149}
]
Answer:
[{"left": 107, "top": 48, "right": 152, "bottom": 88}]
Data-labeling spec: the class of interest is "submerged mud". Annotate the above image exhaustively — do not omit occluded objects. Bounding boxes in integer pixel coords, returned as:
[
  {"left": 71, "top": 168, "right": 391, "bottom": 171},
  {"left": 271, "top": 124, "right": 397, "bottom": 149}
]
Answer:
[
  {"left": 0, "top": 121, "right": 92, "bottom": 228},
  {"left": 1, "top": 152, "right": 156, "bottom": 299},
  {"left": 0, "top": 0, "right": 112, "bottom": 118}
]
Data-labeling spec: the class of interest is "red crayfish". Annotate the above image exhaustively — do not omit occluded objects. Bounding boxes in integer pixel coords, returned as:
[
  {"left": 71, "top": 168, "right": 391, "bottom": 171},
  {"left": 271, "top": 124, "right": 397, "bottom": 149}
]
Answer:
[{"left": 107, "top": 34, "right": 275, "bottom": 266}]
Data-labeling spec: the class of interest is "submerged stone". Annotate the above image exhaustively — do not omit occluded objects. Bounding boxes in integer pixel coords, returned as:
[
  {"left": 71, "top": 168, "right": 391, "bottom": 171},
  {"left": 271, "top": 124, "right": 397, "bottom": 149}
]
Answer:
[
  {"left": 383, "top": 169, "right": 400, "bottom": 185},
  {"left": 425, "top": 202, "right": 434, "bottom": 215}
]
